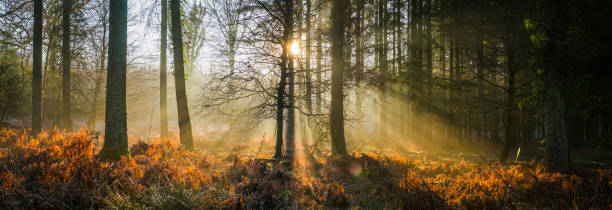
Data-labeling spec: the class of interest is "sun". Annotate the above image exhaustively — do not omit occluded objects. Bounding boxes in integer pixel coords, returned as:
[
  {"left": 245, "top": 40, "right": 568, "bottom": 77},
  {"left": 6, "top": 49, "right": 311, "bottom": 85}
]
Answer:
[{"left": 289, "top": 39, "right": 300, "bottom": 57}]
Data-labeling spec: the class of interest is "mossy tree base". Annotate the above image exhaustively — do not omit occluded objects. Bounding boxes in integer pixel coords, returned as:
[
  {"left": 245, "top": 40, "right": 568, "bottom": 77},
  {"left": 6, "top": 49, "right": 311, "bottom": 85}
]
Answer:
[{"left": 97, "top": 146, "right": 129, "bottom": 161}]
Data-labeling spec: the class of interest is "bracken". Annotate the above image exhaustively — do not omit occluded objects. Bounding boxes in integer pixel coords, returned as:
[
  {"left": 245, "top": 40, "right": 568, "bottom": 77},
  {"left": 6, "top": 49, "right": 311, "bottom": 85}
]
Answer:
[{"left": 0, "top": 128, "right": 609, "bottom": 209}]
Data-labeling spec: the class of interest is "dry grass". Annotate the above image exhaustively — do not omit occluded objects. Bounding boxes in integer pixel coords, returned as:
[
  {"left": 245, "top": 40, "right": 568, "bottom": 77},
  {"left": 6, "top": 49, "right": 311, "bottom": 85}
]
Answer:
[{"left": 0, "top": 128, "right": 610, "bottom": 209}]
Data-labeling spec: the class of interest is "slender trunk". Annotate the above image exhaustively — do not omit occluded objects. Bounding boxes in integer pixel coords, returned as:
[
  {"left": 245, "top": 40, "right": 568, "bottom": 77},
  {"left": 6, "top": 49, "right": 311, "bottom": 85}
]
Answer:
[
  {"left": 477, "top": 0, "right": 485, "bottom": 138},
  {"left": 542, "top": 0, "right": 569, "bottom": 171},
  {"left": 425, "top": 0, "right": 432, "bottom": 140},
  {"left": 41, "top": 33, "right": 52, "bottom": 125},
  {"left": 499, "top": 65, "right": 516, "bottom": 162},
  {"left": 87, "top": 30, "right": 106, "bottom": 131},
  {"left": 305, "top": 0, "right": 312, "bottom": 113},
  {"left": 160, "top": 0, "right": 169, "bottom": 137},
  {"left": 61, "top": 0, "right": 72, "bottom": 131},
  {"left": 448, "top": 35, "right": 455, "bottom": 141},
  {"left": 170, "top": 0, "right": 194, "bottom": 149},
  {"left": 286, "top": 57, "right": 295, "bottom": 158},
  {"left": 378, "top": 0, "right": 389, "bottom": 140},
  {"left": 395, "top": 0, "right": 402, "bottom": 74},
  {"left": 330, "top": 0, "right": 348, "bottom": 156},
  {"left": 101, "top": 0, "right": 128, "bottom": 159},
  {"left": 315, "top": 11, "right": 322, "bottom": 115},
  {"left": 32, "top": 0, "right": 43, "bottom": 135},
  {"left": 275, "top": 0, "right": 293, "bottom": 159},
  {"left": 355, "top": 0, "right": 365, "bottom": 116}
]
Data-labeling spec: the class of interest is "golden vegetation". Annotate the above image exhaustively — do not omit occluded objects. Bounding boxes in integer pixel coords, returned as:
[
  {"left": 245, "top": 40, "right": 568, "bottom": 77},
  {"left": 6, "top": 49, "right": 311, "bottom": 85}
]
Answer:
[{"left": 0, "top": 128, "right": 610, "bottom": 209}]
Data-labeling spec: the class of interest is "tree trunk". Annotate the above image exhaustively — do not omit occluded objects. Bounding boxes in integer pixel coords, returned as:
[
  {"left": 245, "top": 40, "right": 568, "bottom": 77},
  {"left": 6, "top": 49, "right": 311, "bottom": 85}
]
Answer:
[
  {"left": 315, "top": 5, "right": 322, "bottom": 115},
  {"left": 100, "top": 0, "right": 129, "bottom": 160},
  {"left": 275, "top": 0, "right": 293, "bottom": 159},
  {"left": 170, "top": 0, "right": 195, "bottom": 149},
  {"left": 330, "top": 0, "right": 348, "bottom": 156},
  {"left": 286, "top": 57, "right": 296, "bottom": 158},
  {"left": 541, "top": 0, "right": 569, "bottom": 171},
  {"left": 499, "top": 64, "right": 516, "bottom": 162},
  {"left": 305, "top": 0, "right": 312, "bottom": 113},
  {"left": 354, "top": 0, "right": 365, "bottom": 116},
  {"left": 476, "top": 0, "right": 486, "bottom": 139},
  {"left": 160, "top": 0, "right": 169, "bottom": 137},
  {"left": 425, "top": 0, "right": 433, "bottom": 140},
  {"left": 31, "top": 0, "right": 43, "bottom": 135},
  {"left": 378, "top": 0, "right": 389, "bottom": 141},
  {"left": 87, "top": 29, "right": 106, "bottom": 131},
  {"left": 286, "top": 0, "right": 301, "bottom": 159},
  {"left": 61, "top": 0, "right": 72, "bottom": 131},
  {"left": 395, "top": 0, "right": 402, "bottom": 74}
]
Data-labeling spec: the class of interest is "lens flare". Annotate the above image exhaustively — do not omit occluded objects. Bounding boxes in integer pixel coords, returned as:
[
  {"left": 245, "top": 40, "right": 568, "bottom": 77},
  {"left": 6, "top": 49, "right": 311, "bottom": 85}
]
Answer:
[{"left": 289, "top": 40, "right": 300, "bottom": 56}]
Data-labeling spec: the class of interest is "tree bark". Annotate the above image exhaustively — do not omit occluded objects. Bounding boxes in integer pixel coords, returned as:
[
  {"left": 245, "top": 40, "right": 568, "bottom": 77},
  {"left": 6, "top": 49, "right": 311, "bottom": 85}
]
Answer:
[
  {"left": 275, "top": 0, "right": 293, "bottom": 159},
  {"left": 100, "top": 0, "right": 129, "bottom": 160},
  {"left": 61, "top": 0, "right": 72, "bottom": 131},
  {"left": 31, "top": 0, "right": 43, "bottom": 135},
  {"left": 330, "top": 0, "right": 348, "bottom": 156},
  {"left": 476, "top": 0, "right": 486, "bottom": 139},
  {"left": 499, "top": 63, "right": 516, "bottom": 162},
  {"left": 315, "top": 14, "right": 322, "bottom": 115},
  {"left": 170, "top": 0, "right": 195, "bottom": 150},
  {"left": 305, "top": 0, "right": 312, "bottom": 113},
  {"left": 160, "top": 0, "right": 169, "bottom": 137}
]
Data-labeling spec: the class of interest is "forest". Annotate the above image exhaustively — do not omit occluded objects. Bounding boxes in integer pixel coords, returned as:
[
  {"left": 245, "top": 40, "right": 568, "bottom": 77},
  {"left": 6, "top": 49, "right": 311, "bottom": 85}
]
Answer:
[{"left": 0, "top": 0, "right": 611, "bottom": 209}]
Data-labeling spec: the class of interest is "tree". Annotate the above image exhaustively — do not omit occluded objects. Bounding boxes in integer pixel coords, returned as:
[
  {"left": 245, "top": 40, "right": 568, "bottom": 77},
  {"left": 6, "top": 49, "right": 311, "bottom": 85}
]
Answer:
[
  {"left": 206, "top": 0, "right": 246, "bottom": 74},
  {"left": 329, "top": 0, "right": 348, "bottom": 156},
  {"left": 31, "top": 0, "right": 43, "bottom": 135},
  {"left": 0, "top": 48, "right": 26, "bottom": 122},
  {"left": 274, "top": 0, "right": 293, "bottom": 159},
  {"left": 100, "top": 0, "right": 128, "bottom": 159},
  {"left": 86, "top": 0, "right": 109, "bottom": 132},
  {"left": 87, "top": 0, "right": 108, "bottom": 130},
  {"left": 183, "top": 1, "right": 207, "bottom": 74},
  {"left": 304, "top": 0, "right": 313, "bottom": 113},
  {"left": 160, "top": 0, "right": 169, "bottom": 137},
  {"left": 61, "top": 0, "right": 72, "bottom": 131},
  {"left": 285, "top": 0, "right": 299, "bottom": 159},
  {"left": 170, "top": 0, "right": 195, "bottom": 150},
  {"left": 542, "top": 0, "right": 569, "bottom": 171}
]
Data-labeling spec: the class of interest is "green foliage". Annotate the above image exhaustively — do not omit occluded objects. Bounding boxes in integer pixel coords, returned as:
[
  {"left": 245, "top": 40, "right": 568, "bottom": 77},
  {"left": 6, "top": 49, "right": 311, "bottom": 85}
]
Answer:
[{"left": 0, "top": 47, "right": 27, "bottom": 120}]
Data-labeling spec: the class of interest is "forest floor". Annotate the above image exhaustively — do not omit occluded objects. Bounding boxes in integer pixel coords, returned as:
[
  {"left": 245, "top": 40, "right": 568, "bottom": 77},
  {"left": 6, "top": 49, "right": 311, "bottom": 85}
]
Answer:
[{"left": 0, "top": 128, "right": 610, "bottom": 209}]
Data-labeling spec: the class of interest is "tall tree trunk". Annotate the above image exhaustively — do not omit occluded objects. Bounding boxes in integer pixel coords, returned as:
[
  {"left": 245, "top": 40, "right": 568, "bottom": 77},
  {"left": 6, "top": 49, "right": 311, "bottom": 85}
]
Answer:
[
  {"left": 499, "top": 61, "right": 516, "bottom": 162},
  {"left": 378, "top": 0, "right": 389, "bottom": 141},
  {"left": 275, "top": 0, "right": 294, "bottom": 159},
  {"left": 330, "top": 0, "right": 348, "bottom": 156},
  {"left": 61, "top": 0, "right": 72, "bottom": 131},
  {"left": 286, "top": 0, "right": 300, "bottom": 159},
  {"left": 305, "top": 0, "right": 312, "bottom": 113},
  {"left": 286, "top": 57, "right": 295, "bottom": 158},
  {"left": 542, "top": 0, "right": 569, "bottom": 171},
  {"left": 395, "top": 0, "right": 402, "bottom": 74},
  {"left": 160, "top": 0, "right": 169, "bottom": 137},
  {"left": 425, "top": 0, "right": 433, "bottom": 140},
  {"left": 315, "top": 8, "right": 322, "bottom": 115},
  {"left": 476, "top": 0, "right": 486, "bottom": 139},
  {"left": 170, "top": 0, "right": 194, "bottom": 149},
  {"left": 354, "top": 0, "right": 365, "bottom": 116},
  {"left": 32, "top": 0, "right": 43, "bottom": 135},
  {"left": 100, "top": 0, "right": 129, "bottom": 159}
]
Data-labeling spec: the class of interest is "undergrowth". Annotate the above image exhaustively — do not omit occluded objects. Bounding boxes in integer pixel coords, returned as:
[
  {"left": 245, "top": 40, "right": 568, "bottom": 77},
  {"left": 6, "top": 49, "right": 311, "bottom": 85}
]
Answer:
[{"left": 0, "top": 128, "right": 610, "bottom": 209}]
